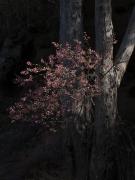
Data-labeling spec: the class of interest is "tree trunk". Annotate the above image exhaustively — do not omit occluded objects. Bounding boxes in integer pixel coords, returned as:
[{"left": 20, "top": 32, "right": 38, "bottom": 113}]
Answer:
[
  {"left": 115, "top": 6, "right": 135, "bottom": 86},
  {"left": 60, "top": 0, "right": 82, "bottom": 43},
  {"left": 90, "top": 71, "right": 118, "bottom": 180},
  {"left": 60, "top": 0, "right": 135, "bottom": 179},
  {"left": 90, "top": 0, "right": 117, "bottom": 179},
  {"left": 59, "top": 1, "right": 89, "bottom": 180},
  {"left": 90, "top": 2, "right": 135, "bottom": 180},
  {"left": 94, "top": 0, "right": 116, "bottom": 128}
]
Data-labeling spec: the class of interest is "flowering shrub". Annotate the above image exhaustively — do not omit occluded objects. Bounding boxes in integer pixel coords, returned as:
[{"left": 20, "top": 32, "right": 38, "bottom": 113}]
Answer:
[{"left": 8, "top": 40, "right": 100, "bottom": 128}]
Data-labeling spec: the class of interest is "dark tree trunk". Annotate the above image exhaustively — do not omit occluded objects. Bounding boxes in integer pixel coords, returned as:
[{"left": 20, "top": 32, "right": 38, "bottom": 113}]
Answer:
[
  {"left": 59, "top": 1, "right": 89, "bottom": 180},
  {"left": 60, "top": 0, "right": 82, "bottom": 43},
  {"left": 90, "top": 1, "right": 135, "bottom": 180},
  {"left": 90, "top": 0, "right": 118, "bottom": 179}
]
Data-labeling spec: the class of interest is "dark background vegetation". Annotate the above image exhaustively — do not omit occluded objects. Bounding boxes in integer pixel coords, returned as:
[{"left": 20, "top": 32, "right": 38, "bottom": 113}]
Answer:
[{"left": 0, "top": 0, "right": 134, "bottom": 179}]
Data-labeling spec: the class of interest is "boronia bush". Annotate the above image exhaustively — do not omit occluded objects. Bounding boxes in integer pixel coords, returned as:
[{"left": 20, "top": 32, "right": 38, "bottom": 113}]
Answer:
[{"left": 8, "top": 39, "right": 101, "bottom": 129}]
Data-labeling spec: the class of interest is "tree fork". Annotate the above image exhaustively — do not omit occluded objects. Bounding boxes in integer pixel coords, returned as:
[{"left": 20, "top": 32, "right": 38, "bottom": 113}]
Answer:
[{"left": 115, "top": 6, "right": 135, "bottom": 86}]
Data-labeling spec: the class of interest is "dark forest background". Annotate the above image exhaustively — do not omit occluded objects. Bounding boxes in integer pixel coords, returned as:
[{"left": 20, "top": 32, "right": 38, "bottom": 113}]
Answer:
[{"left": 0, "top": 0, "right": 134, "bottom": 179}]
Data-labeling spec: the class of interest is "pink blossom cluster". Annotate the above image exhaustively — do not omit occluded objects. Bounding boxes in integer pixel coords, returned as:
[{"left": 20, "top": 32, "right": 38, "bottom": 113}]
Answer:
[{"left": 8, "top": 40, "right": 100, "bottom": 127}]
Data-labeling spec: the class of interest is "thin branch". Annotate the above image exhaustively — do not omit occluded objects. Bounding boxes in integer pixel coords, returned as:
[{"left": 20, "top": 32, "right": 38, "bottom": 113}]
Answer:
[{"left": 115, "top": 6, "right": 135, "bottom": 86}]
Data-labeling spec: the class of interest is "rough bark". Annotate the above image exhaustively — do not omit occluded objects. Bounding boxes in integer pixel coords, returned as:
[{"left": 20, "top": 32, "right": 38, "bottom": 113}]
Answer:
[
  {"left": 60, "top": 1, "right": 135, "bottom": 179},
  {"left": 90, "top": 0, "right": 117, "bottom": 179},
  {"left": 59, "top": 1, "right": 87, "bottom": 180},
  {"left": 94, "top": 0, "right": 116, "bottom": 128},
  {"left": 60, "top": 0, "right": 82, "bottom": 43},
  {"left": 115, "top": 6, "right": 135, "bottom": 86}
]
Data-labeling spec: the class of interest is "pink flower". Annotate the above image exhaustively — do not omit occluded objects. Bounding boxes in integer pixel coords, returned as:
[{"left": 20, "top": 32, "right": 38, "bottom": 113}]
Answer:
[
  {"left": 20, "top": 70, "right": 29, "bottom": 75},
  {"left": 21, "top": 97, "right": 27, "bottom": 101},
  {"left": 26, "top": 61, "right": 32, "bottom": 66},
  {"left": 41, "top": 59, "right": 45, "bottom": 63}
]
